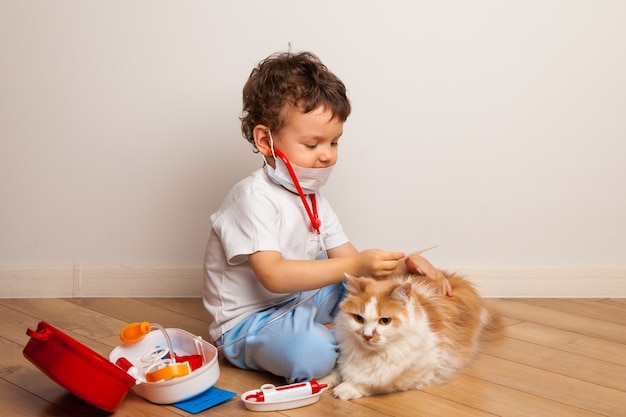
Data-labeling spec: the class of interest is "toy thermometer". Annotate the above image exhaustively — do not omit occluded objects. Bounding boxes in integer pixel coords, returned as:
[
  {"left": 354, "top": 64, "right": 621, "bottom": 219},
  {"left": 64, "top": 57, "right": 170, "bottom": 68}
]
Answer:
[{"left": 244, "top": 380, "right": 327, "bottom": 402}]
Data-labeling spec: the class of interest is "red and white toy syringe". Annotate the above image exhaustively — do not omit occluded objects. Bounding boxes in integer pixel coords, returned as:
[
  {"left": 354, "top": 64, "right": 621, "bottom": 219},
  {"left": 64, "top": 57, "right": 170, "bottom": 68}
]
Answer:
[{"left": 244, "top": 380, "right": 328, "bottom": 402}]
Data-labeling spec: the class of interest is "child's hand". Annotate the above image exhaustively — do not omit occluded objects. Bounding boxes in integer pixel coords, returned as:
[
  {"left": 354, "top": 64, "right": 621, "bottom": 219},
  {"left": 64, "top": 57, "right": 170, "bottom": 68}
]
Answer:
[
  {"left": 356, "top": 249, "right": 405, "bottom": 279},
  {"left": 405, "top": 255, "right": 453, "bottom": 297}
]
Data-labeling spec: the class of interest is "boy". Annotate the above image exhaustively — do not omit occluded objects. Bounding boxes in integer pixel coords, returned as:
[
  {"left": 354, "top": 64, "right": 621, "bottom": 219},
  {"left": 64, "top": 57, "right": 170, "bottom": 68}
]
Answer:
[{"left": 203, "top": 51, "right": 448, "bottom": 383}]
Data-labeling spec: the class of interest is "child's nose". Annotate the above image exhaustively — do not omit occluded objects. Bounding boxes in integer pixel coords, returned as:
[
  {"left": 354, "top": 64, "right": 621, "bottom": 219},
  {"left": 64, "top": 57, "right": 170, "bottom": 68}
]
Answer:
[{"left": 318, "top": 147, "right": 334, "bottom": 164}]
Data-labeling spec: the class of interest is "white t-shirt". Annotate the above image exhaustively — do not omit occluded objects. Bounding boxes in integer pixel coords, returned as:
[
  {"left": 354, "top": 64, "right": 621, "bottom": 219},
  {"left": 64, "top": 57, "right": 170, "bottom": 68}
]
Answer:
[{"left": 203, "top": 167, "right": 349, "bottom": 341}]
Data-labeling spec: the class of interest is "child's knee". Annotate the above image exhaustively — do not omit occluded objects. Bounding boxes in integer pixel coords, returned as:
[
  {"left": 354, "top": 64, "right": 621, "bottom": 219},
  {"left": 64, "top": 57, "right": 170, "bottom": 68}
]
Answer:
[{"left": 286, "top": 327, "right": 338, "bottom": 382}]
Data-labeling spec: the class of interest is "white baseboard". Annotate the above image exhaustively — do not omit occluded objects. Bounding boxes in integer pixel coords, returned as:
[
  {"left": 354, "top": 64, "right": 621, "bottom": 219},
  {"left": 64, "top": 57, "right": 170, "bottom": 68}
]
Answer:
[
  {"left": 452, "top": 265, "right": 626, "bottom": 298},
  {"left": 1, "top": 265, "right": 625, "bottom": 298},
  {"left": 0, "top": 265, "right": 203, "bottom": 298}
]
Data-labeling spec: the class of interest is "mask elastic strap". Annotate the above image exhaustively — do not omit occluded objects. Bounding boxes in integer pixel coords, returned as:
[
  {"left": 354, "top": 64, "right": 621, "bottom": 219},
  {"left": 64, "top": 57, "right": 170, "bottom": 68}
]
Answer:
[{"left": 268, "top": 130, "right": 277, "bottom": 159}]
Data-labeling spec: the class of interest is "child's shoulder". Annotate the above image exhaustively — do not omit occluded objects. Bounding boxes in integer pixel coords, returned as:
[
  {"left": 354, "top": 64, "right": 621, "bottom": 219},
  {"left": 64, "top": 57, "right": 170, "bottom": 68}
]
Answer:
[
  {"left": 224, "top": 168, "right": 268, "bottom": 194},
  {"left": 221, "top": 168, "right": 286, "bottom": 204}
]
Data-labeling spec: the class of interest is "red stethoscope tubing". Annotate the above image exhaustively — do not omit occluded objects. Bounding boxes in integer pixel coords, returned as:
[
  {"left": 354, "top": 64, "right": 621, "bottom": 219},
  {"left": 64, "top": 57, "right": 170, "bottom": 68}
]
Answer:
[{"left": 273, "top": 149, "right": 321, "bottom": 234}]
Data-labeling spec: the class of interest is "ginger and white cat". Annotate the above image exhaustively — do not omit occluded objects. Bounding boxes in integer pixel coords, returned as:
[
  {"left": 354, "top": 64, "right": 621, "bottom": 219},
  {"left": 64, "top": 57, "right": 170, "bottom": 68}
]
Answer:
[{"left": 322, "top": 271, "right": 500, "bottom": 400}]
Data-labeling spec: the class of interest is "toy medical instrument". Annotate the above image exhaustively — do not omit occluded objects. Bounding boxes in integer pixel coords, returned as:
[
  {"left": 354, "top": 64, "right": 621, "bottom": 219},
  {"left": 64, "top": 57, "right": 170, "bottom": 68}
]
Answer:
[
  {"left": 244, "top": 380, "right": 327, "bottom": 402},
  {"left": 120, "top": 322, "right": 192, "bottom": 382},
  {"left": 273, "top": 148, "right": 322, "bottom": 234},
  {"left": 145, "top": 359, "right": 192, "bottom": 382},
  {"left": 241, "top": 380, "right": 328, "bottom": 411},
  {"left": 414, "top": 244, "right": 440, "bottom": 254}
]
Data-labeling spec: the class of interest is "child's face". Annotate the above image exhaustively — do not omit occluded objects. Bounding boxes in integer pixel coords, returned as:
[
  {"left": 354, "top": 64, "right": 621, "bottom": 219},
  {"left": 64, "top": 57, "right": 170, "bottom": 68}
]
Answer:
[{"left": 271, "top": 106, "right": 344, "bottom": 169}]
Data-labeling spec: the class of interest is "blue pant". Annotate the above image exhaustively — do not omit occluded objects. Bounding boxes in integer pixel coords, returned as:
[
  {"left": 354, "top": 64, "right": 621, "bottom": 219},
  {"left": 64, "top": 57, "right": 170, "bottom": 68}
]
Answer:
[{"left": 217, "top": 283, "right": 343, "bottom": 383}]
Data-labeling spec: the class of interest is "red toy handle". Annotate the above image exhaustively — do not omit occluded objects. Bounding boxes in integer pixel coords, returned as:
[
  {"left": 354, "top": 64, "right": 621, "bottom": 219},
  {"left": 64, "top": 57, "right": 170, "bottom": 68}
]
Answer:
[{"left": 26, "top": 327, "right": 51, "bottom": 341}]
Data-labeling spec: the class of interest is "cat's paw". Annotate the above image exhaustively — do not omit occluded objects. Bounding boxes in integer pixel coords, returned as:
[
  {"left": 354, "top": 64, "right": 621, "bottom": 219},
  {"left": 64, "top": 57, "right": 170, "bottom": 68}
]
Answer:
[
  {"left": 319, "top": 370, "right": 341, "bottom": 388},
  {"left": 332, "top": 382, "right": 364, "bottom": 401}
]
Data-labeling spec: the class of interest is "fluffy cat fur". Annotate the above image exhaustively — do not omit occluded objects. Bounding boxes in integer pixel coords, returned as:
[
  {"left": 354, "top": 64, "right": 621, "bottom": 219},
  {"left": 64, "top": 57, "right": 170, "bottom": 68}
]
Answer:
[{"left": 321, "top": 271, "right": 500, "bottom": 400}]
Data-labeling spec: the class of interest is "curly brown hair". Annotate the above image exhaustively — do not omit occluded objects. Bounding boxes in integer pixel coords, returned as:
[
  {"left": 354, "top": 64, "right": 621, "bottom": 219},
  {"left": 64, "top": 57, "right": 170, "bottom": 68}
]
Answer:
[{"left": 240, "top": 51, "right": 351, "bottom": 151}]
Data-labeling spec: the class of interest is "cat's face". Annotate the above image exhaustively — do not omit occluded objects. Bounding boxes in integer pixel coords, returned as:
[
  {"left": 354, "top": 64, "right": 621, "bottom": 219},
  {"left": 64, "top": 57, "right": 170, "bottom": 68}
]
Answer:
[{"left": 339, "top": 275, "right": 413, "bottom": 349}]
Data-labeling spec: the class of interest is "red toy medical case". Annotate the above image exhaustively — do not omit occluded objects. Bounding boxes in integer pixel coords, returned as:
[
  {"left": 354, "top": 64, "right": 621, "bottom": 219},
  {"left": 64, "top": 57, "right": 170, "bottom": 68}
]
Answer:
[
  {"left": 23, "top": 320, "right": 220, "bottom": 412},
  {"left": 23, "top": 321, "right": 136, "bottom": 412}
]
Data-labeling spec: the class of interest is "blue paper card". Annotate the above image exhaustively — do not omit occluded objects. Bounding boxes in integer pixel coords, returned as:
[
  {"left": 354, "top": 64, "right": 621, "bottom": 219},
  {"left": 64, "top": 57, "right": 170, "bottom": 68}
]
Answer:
[{"left": 172, "top": 386, "right": 237, "bottom": 414}]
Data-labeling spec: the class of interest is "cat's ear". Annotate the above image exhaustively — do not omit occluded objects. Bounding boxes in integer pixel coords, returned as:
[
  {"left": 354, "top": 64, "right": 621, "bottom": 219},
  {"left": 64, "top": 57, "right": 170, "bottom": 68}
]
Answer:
[
  {"left": 389, "top": 282, "right": 412, "bottom": 304},
  {"left": 344, "top": 273, "right": 367, "bottom": 295}
]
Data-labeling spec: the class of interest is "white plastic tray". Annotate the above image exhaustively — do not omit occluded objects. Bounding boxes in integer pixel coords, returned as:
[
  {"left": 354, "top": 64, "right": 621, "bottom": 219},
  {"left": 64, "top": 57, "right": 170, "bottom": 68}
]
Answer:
[
  {"left": 240, "top": 389, "right": 325, "bottom": 412},
  {"left": 109, "top": 328, "right": 219, "bottom": 404}
]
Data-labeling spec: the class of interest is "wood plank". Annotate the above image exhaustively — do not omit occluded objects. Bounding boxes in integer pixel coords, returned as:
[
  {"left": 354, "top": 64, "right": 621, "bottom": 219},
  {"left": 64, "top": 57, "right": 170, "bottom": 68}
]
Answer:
[
  {"left": 0, "top": 378, "right": 73, "bottom": 417},
  {"left": 485, "top": 337, "right": 626, "bottom": 391},
  {"left": 507, "top": 321, "right": 626, "bottom": 367},
  {"left": 489, "top": 298, "right": 626, "bottom": 344},
  {"left": 483, "top": 298, "right": 522, "bottom": 327},
  {"left": 464, "top": 354, "right": 626, "bottom": 416},
  {"left": 0, "top": 303, "right": 44, "bottom": 345},
  {"left": 137, "top": 297, "right": 211, "bottom": 321},
  {"left": 424, "top": 374, "right": 605, "bottom": 417},
  {"left": 215, "top": 359, "right": 284, "bottom": 394},
  {"left": 284, "top": 392, "right": 398, "bottom": 417},
  {"left": 346, "top": 389, "right": 495, "bottom": 417},
  {"left": 0, "top": 298, "right": 128, "bottom": 340},
  {"left": 598, "top": 298, "right": 626, "bottom": 310},
  {"left": 515, "top": 298, "right": 626, "bottom": 325},
  {"left": 0, "top": 303, "right": 117, "bottom": 357},
  {"left": 113, "top": 393, "right": 188, "bottom": 417},
  {"left": 63, "top": 297, "right": 211, "bottom": 340}
]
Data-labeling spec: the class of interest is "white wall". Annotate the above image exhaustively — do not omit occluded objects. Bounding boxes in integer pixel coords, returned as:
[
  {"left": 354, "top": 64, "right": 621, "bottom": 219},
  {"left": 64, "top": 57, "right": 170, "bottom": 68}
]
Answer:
[{"left": 1, "top": 1, "right": 625, "bottom": 297}]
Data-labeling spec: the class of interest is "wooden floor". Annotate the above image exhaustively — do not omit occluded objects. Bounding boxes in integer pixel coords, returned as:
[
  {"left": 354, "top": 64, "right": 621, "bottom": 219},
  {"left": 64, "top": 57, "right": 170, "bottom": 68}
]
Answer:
[{"left": 1, "top": 297, "right": 625, "bottom": 417}]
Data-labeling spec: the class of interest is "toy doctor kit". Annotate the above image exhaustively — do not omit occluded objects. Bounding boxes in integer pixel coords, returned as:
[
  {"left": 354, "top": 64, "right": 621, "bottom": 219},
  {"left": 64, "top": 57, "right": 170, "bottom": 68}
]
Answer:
[
  {"left": 23, "top": 319, "right": 327, "bottom": 412},
  {"left": 23, "top": 320, "right": 221, "bottom": 412}
]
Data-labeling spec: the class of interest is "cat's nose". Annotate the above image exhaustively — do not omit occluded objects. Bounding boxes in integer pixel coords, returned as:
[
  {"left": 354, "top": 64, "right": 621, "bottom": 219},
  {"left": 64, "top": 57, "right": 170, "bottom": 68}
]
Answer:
[{"left": 363, "top": 334, "right": 373, "bottom": 341}]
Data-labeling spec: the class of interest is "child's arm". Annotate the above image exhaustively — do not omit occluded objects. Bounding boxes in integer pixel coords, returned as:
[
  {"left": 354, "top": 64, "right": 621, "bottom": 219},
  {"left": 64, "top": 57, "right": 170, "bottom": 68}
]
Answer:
[{"left": 248, "top": 243, "right": 405, "bottom": 294}]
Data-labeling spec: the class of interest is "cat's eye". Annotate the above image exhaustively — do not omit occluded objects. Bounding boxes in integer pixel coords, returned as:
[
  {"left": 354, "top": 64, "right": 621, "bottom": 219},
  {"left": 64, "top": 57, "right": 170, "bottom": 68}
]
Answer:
[
  {"left": 353, "top": 314, "right": 364, "bottom": 323},
  {"left": 379, "top": 317, "right": 392, "bottom": 326}
]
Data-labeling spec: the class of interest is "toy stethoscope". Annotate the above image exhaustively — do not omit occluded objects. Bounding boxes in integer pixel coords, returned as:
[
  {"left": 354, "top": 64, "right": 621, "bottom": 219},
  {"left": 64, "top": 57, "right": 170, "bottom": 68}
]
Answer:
[{"left": 272, "top": 148, "right": 322, "bottom": 235}]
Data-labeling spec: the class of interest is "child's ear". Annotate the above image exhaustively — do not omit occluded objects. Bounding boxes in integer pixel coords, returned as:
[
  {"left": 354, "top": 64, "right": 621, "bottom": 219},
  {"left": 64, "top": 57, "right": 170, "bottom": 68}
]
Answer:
[{"left": 253, "top": 125, "right": 272, "bottom": 156}]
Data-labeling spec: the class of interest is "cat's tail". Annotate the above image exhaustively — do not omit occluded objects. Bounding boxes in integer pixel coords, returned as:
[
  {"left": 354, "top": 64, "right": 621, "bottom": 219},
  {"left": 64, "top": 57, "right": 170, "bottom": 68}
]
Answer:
[{"left": 480, "top": 304, "right": 504, "bottom": 342}]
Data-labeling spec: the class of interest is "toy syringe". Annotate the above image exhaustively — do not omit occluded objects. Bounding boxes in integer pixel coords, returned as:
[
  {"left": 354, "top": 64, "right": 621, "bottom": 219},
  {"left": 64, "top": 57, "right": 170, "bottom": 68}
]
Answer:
[{"left": 244, "top": 380, "right": 327, "bottom": 402}]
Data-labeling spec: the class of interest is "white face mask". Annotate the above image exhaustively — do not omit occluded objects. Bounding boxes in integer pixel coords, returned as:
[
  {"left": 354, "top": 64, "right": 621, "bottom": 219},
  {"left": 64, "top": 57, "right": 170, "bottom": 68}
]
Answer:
[{"left": 263, "top": 131, "right": 334, "bottom": 194}]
